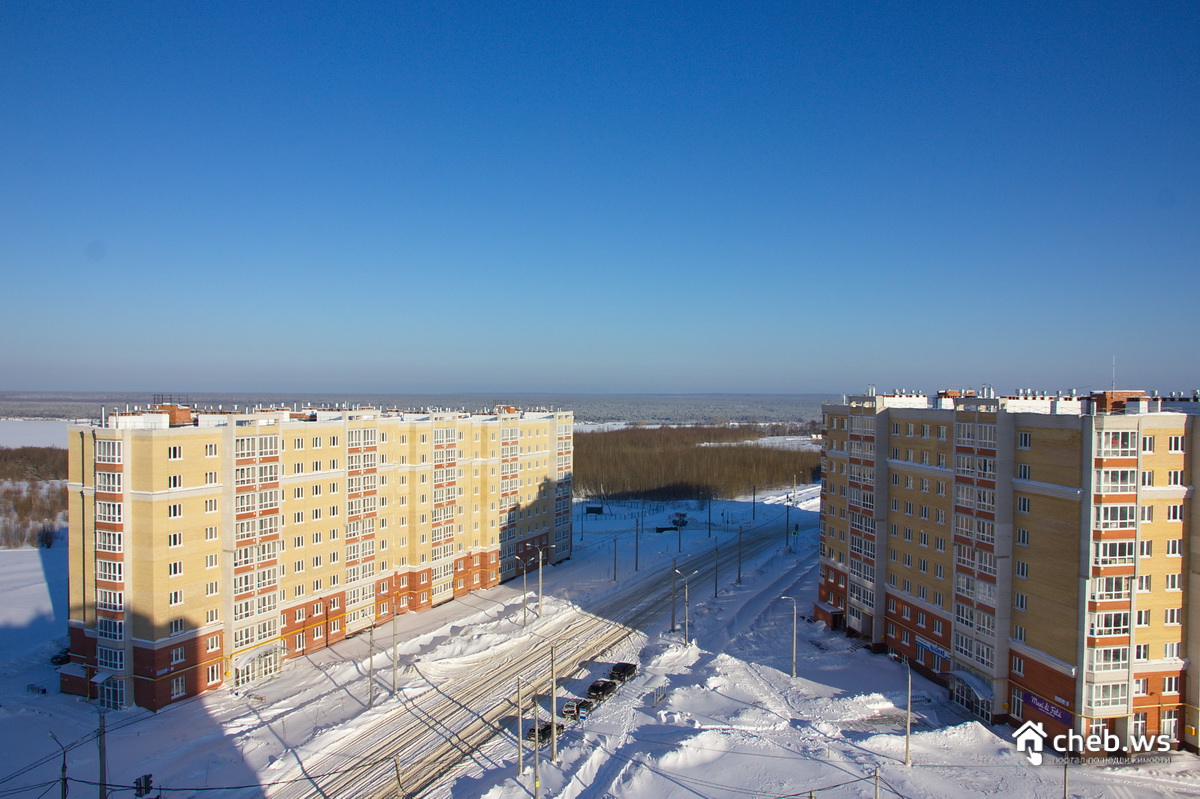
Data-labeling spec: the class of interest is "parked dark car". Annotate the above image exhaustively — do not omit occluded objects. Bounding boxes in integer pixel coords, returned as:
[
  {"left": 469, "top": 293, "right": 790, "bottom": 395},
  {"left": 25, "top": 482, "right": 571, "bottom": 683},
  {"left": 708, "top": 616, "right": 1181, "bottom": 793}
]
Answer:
[
  {"left": 50, "top": 647, "right": 70, "bottom": 666},
  {"left": 587, "top": 679, "right": 617, "bottom": 702},
  {"left": 525, "top": 721, "right": 564, "bottom": 743},
  {"left": 609, "top": 662, "right": 637, "bottom": 682},
  {"left": 561, "top": 698, "right": 594, "bottom": 719}
]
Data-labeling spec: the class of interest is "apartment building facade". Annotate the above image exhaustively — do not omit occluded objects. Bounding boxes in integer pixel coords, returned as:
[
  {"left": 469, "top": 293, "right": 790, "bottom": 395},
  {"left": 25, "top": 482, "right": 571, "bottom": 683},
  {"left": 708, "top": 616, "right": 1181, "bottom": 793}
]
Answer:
[
  {"left": 62, "top": 402, "right": 573, "bottom": 710},
  {"left": 814, "top": 387, "right": 1197, "bottom": 752}
]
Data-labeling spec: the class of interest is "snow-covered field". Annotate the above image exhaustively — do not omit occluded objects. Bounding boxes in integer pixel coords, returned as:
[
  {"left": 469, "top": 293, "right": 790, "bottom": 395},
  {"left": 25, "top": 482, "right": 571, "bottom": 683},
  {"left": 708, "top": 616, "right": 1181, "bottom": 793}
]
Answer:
[
  {"left": 1, "top": 492, "right": 1197, "bottom": 798},
  {"left": 0, "top": 420, "right": 72, "bottom": 448}
]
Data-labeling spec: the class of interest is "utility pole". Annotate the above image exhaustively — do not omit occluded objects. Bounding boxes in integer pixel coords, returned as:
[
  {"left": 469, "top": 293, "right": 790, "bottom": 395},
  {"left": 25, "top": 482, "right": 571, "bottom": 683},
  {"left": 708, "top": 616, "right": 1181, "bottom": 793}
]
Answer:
[
  {"left": 533, "top": 688, "right": 541, "bottom": 799},
  {"left": 550, "top": 644, "right": 558, "bottom": 762},
  {"left": 369, "top": 624, "right": 375, "bottom": 709},
  {"left": 516, "top": 677, "right": 523, "bottom": 773},
  {"left": 737, "top": 526, "right": 743, "bottom": 584},
  {"left": 49, "top": 732, "right": 67, "bottom": 799},
  {"left": 713, "top": 543, "right": 719, "bottom": 598},
  {"left": 752, "top": 485, "right": 756, "bottom": 519},
  {"left": 98, "top": 709, "right": 107, "bottom": 799},
  {"left": 635, "top": 519, "right": 640, "bottom": 571},
  {"left": 785, "top": 500, "right": 791, "bottom": 552}
]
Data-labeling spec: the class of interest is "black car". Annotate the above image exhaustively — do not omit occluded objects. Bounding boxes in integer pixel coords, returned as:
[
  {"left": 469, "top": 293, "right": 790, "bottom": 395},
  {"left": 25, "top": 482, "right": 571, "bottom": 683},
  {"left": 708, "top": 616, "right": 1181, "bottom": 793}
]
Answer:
[
  {"left": 50, "top": 647, "right": 70, "bottom": 666},
  {"left": 609, "top": 662, "right": 637, "bottom": 682},
  {"left": 525, "top": 721, "right": 564, "bottom": 743},
  {"left": 561, "top": 698, "right": 594, "bottom": 719},
  {"left": 587, "top": 679, "right": 617, "bottom": 702}
]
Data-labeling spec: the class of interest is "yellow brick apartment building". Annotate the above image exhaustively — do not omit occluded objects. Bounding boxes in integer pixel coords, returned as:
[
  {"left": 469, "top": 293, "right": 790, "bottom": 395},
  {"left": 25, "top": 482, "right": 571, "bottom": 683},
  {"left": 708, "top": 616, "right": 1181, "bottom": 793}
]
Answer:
[
  {"left": 814, "top": 387, "right": 1197, "bottom": 752},
  {"left": 62, "top": 402, "right": 573, "bottom": 710}
]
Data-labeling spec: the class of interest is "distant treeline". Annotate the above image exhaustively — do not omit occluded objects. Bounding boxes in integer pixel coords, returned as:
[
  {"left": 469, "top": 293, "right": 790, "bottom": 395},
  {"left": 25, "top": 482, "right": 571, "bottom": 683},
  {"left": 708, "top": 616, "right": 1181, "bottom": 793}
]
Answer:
[
  {"left": 0, "top": 446, "right": 69, "bottom": 481},
  {"left": 0, "top": 391, "right": 836, "bottom": 424},
  {"left": 574, "top": 426, "right": 821, "bottom": 501}
]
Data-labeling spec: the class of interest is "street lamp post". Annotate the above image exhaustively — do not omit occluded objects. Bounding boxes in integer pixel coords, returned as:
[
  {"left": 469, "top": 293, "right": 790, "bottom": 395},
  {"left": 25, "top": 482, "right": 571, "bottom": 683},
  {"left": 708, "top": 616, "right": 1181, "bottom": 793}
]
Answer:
[
  {"left": 519, "top": 555, "right": 537, "bottom": 627},
  {"left": 635, "top": 518, "right": 640, "bottom": 572},
  {"left": 671, "top": 566, "right": 699, "bottom": 639},
  {"left": 670, "top": 559, "right": 678, "bottom": 632},
  {"left": 49, "top": 732, "right": 67, "bottom": 799},
  {"left": 781, "top": 595, "right": 798, "bottom": 678},
  {"left": 525, "top": 543, "right": 557, "bottom": 616}
]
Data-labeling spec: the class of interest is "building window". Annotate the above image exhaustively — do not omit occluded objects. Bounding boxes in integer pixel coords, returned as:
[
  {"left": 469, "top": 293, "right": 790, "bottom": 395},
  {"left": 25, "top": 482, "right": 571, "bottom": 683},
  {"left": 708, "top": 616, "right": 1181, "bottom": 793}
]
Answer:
[
  {"left": 171, "top": 676, "right": 186, "bottom": 699},
  {"left": 170, "top": 646, "right": 185, "bottom": 664},
  {"left": 1016, "top": 464, "right": 1030, "bottom": 480},
  {"left": 1017, "top": 497, "right": 1030, "bottom": 514},
  {"left": 96, "top": 440, "right": 123, "bottom": 464},
  {"left": 96, "top": 646, "right": 124, "bottom": 670},
  {"left": 1014, "top": 593, "right": 1027, "bottom": 611},
  {"left": 1168, "top": 470, "right": 1185, "bottom": 486},
  {"left": 168, "top": 446, "right": 182, "bottom": 460},
  {"left": 207, "top": 664, "right": 221, "bottom": 684},
  {"left": 1018, "top": 432, "right": 1031, "bottom": 449},
  {"left": 1165, "top": 608, "right": 1182, "bottom": 625},
  {"left": 169, "top": 590, "right": 184, "bottom": 605},
  {"left": 1013, "top": 625, "right": 1025, "bottom": 642},
  {"left": 170, "top": 619, "right": 185, "bottom": 635},
  {"left": 1142, "top": 436, "right": 1155, "bottom": 453},
  {"left": 1015, "top": 561, "right": 1028, "bottom": 579},
  {"left": 168, "top": 532, "right": 182, "bottom": 548},
  {"left": 168, "top": 503, "right": 182, "bottom": 519},
  {"left": 1012, "top": 655, "right": 1025, "bottom": 676},
  {"left": 1163, "top": 676, "right": 1180, "bottom": 695},
  {"left": 1168, "top": 435, "right": 1185, "bottom": 453}
]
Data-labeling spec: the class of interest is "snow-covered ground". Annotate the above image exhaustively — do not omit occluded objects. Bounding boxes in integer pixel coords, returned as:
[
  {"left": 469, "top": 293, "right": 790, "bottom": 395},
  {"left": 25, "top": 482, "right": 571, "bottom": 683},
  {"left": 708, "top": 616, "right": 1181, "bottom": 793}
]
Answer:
[{"left": 0, "top": 492, "right": 1197, "bottom": 798}]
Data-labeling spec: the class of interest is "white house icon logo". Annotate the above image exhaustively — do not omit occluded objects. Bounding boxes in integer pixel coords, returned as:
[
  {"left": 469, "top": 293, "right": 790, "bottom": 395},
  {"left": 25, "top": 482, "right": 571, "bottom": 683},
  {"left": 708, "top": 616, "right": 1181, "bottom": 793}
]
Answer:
[{"left": 1013, "top": 720, "right": 1047, "bottom": 765}]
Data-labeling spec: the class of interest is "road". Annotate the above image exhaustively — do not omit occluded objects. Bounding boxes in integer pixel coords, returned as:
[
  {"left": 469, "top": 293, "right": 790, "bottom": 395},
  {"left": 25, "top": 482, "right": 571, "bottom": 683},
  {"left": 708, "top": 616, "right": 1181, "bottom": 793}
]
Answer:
[{"left": 269, "top": 497, "right": 816, "bottom": 798}]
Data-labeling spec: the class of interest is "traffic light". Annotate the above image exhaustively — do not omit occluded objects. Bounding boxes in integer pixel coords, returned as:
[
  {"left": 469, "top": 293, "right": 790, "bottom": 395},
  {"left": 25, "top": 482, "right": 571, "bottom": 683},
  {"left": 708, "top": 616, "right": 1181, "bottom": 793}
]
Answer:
[{"left": 134, "top": 774, "right": 153, "bottom": 797}]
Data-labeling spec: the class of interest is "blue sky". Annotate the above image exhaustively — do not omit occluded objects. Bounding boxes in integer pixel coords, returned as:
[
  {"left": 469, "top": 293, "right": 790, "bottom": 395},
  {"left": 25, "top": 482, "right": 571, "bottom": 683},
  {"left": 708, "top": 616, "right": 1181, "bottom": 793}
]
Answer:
[{"left": 2, "top": 2, "right": 1197, "bottom": 395}]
